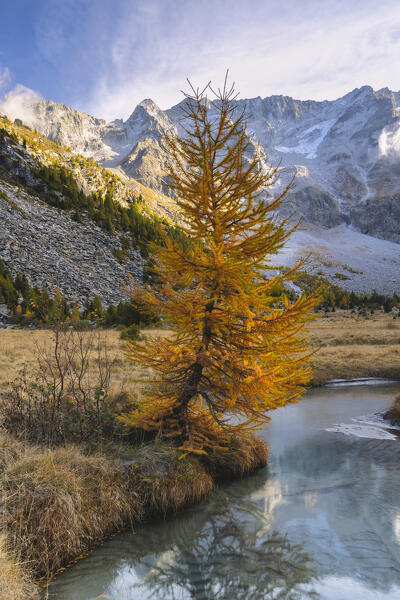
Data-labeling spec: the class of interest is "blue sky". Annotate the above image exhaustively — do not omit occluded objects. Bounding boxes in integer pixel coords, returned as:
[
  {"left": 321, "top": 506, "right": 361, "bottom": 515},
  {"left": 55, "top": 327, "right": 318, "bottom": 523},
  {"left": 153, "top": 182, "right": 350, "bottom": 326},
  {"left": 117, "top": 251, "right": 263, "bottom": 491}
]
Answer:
[{"left": 1, "top": 0, "right": 400, "bottom": 121}]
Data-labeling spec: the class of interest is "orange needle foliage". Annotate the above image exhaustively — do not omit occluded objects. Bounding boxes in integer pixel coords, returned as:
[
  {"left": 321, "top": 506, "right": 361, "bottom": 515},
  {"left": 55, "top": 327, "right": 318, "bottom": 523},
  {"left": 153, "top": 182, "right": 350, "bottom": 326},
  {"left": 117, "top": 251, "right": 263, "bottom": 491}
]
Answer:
[{"left": 120, "top": 77, "right": 316, "bottom": 456}]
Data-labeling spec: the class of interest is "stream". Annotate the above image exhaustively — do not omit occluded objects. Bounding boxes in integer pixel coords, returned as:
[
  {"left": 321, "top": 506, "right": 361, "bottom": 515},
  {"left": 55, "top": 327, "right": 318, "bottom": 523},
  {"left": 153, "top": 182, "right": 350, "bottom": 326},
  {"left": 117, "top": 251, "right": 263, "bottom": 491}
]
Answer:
[{"left": 47, "top": 381, "right": 400, "bottom": 599}]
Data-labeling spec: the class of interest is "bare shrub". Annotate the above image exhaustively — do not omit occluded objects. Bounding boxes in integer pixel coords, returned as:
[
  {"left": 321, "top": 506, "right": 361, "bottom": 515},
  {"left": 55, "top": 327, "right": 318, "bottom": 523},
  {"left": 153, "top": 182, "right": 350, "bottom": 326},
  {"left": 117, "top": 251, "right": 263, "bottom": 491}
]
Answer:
[{"left": 0, "top": 324, "right": 123, "bottom": 447}]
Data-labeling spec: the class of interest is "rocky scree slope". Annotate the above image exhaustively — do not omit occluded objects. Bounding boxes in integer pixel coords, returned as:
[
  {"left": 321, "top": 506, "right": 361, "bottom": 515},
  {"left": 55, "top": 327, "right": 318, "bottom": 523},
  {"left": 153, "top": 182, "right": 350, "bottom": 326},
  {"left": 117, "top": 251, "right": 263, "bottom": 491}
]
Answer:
[
  {"left": 0, "top": 118, "right": 177, "bottom": 305},
  {"left": 0, "top": 179, "right": 144, "bottom": 306},
  {"left": 12, "top": 86, "right": 400, "bottom": 244}
]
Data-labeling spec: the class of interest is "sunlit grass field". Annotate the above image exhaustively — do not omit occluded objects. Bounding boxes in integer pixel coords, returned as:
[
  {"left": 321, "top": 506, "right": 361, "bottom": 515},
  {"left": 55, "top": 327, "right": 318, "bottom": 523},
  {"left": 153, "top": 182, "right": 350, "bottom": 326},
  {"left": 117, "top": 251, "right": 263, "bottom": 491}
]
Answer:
[
  {"left": 0, "top": 311, "right": 399, "bottom": 394},
  {"left": 306, "top": 311, "right": 400, "bottom": 385}
]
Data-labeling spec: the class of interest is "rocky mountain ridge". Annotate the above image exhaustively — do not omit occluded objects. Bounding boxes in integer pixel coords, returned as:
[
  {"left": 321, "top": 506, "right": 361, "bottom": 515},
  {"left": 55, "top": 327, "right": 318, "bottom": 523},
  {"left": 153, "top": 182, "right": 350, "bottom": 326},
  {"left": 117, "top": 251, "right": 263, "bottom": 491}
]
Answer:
[
  {"left": 1, "top": 93, "right": 400, "bottom": 301},
  {"left": 4, "top": 85, "right": 400, "bottom": 243}
]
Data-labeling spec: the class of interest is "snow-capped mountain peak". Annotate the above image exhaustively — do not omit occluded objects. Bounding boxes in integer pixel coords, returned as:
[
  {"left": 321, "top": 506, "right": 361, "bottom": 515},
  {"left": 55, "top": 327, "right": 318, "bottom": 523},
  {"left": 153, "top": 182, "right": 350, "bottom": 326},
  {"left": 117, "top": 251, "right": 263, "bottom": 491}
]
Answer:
[{"left": 2, "top": 85, "right": 400, "bottom": 243}]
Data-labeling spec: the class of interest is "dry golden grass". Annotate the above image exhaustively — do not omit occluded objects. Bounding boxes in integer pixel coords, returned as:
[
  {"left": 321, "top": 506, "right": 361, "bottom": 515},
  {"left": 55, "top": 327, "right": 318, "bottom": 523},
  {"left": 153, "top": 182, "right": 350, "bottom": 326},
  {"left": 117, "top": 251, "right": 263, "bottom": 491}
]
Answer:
[
  {"left": 0, "top": 327, "right": 169, "bottom": 398},
  {"left": 0, "top": 439, "right": 215, "bottom": 586},
  {"left": 0, "top": 432, "right": 24, "bottom": 473},
  {"left": 305, "top": 311, "right": 400, "bottom": 385},
  {"left": 0, "top": 534, "right": 36, "bottom": 600},
  {"left": 306, "top": 311, "right": 400, "bottom": 347},
  {"left": 0, "top": 314, "right": 398, "bottom": 395},
  {"left": 309, "top": 344, "right": 400, "bottom": 386},
  {"left": 0, "top": 439, "right": 35, "bottom": 599},
  {"left": 1, "top": 446, "right": 138, "bottom": 579}
]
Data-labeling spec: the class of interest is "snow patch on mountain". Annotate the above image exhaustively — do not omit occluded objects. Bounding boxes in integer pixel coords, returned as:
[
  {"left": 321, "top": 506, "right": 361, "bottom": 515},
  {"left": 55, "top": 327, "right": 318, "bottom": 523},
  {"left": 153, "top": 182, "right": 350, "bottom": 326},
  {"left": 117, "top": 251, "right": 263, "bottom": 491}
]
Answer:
[
  {"left": 276, "top": 119, "right": 336, "bottom": 159},
  {"left": 271, "top": 223, "right": 400, "bottom": 295},
  {"left": 4, "top": 84, "right": 400, "bottom": 245},
  {"left": 379, "top": 122, "right": 400, "bottom": 159}
]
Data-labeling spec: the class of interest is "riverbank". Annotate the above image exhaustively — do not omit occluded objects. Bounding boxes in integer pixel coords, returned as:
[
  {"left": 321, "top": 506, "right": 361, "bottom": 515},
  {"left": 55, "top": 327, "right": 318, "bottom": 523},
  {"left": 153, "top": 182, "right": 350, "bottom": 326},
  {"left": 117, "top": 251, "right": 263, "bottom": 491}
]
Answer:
[{"left": 0, "top": 432, "right": 268, "bottom": 599}]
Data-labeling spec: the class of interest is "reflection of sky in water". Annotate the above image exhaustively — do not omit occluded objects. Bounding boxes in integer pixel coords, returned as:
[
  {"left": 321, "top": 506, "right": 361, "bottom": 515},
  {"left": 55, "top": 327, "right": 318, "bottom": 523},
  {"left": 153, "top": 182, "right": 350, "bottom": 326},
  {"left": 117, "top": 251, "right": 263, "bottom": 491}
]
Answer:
[
  {"left": 48, "top": 383, "right": 400, "bottom": 600},
  {"left": 314, "top": 576, "right": 400, "bottom": 600}
]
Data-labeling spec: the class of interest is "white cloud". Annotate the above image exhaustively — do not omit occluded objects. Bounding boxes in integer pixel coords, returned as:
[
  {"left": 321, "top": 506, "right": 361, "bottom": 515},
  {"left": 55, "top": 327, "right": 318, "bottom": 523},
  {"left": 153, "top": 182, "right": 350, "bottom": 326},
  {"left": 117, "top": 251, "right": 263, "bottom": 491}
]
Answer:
[
  {"left": 4, "top": 0, "right": 400, "bottom": 122},
  {"left": 0, "top": 65, "right": 11, "bottom": 93},
  {"left": 0, "top": 84, "right": 43, "bottom": 125},
  {"left": 84, "top": 0, "right": 400, "bottom": 121}
]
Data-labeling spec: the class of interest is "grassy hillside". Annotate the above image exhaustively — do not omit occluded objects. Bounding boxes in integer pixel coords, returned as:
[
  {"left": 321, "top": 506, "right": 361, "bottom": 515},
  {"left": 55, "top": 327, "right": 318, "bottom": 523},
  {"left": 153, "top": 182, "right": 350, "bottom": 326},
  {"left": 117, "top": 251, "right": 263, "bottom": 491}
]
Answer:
[{"left": 0, "top": 116, "right": 186, "bottom": 255}]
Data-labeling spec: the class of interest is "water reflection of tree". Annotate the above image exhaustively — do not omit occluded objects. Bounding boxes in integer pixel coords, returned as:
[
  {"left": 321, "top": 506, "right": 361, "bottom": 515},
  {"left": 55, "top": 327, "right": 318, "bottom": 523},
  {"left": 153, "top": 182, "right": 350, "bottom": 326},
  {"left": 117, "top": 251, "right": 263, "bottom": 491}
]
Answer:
[{"left": 135, "top": 492, "right": 317, "bottom": 600}]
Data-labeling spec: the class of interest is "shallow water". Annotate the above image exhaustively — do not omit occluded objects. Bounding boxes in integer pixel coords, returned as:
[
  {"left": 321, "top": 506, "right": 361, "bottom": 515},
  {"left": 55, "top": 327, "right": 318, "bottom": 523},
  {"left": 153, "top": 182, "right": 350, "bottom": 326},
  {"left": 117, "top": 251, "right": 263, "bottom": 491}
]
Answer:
[{"left": 47, "top": 383, "right": 400, "bottom": 600}]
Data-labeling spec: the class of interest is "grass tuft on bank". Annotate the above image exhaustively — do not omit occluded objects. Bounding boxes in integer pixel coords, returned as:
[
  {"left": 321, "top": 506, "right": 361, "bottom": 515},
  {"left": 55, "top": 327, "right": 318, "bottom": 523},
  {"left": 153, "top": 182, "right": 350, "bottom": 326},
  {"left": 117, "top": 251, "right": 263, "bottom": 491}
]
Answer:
[
  {"left": 0, "top": 436, "right": 244, "bottom": 596},
  {"left": 1, "top": 445, "right": 137, "bottom": 579},
  {"left": 201, "top": 432, "right": 269, "bottom": 480},
  {"left": 383, "top": 393, "right": 400, "bottom": 425},
  {"left": 0, "top": 533, "right": 36, "bottom": 600}
]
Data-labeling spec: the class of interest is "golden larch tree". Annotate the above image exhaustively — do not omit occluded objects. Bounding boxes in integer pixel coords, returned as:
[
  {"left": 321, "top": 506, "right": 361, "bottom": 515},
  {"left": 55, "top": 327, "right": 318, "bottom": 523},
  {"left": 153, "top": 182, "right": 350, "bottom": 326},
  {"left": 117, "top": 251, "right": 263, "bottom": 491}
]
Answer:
[{"left": 121, "top": 77, "right": 315, "bottom": 456}]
